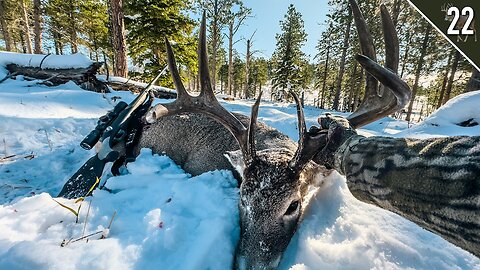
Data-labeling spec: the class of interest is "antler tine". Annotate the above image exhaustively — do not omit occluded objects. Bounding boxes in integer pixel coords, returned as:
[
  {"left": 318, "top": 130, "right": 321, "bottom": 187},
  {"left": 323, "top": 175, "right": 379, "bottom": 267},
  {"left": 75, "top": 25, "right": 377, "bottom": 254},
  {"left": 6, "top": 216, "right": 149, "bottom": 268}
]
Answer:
[
  {"left": 347, "top": 0, "right": 410, "bottom": 128},
  {"left": 355, "top": 55, "right": 410, "bottom": 109},
  {"left": 289, "top": 91, "right": 328, "bottom": 171},
  {"left": 248, "top": 92, "right": 262, "bottom": 158},
  {"left": 380, "top": 4, "right": 399, "bottom": 72},
  {"left": 146, "top": 11, "right": 260, "bottom": 164},
  {"left": 198, "top": 12, "right": 216, "bottom": 101},
  {"left": 165, "top": 37, "right": 189, "bottom": 99}
]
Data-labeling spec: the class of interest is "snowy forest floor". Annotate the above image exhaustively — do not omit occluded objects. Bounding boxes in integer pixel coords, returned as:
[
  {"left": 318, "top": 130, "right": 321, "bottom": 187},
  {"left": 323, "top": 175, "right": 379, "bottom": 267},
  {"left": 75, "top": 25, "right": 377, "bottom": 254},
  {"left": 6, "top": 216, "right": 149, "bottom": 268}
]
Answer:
[{"left": 0, "top": 75, "right": 479, "bottom": 269}]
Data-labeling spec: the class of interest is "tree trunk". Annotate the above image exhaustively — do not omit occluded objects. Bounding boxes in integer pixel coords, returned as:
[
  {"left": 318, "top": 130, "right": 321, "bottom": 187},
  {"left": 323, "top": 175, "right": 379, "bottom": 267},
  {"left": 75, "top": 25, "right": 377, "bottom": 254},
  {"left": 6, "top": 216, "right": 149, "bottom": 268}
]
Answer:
[
  {"left": 210, "top": 0, "right": 219, "bottom": 92},
  {"left": 442, "top": 50, "right": 461, "bottom": 105},
  {"left": 436, "top": 51, "right": 453, "bottom": 109},
  {"left": 20, "top": 0, "right": 33, "bottom": 54},
  {"left": 332, "top": 8, "right": 352, "bottom": 111},
  {"left": 405, "top": 24, "right": 431, "bottom": 122},
  {"left": 347, "top": 61, "right": 358, "bottom": 112},
  {"left": 228, "top": 22, "right": 233, "bottom": 95},
  {"left": 33, "top": 0, "right": 42, "bottom": 54},
  {"left": 465, "top": 68, "right": 480, "bottom": 93},
  {"left": 400, "top": 32, "right": 412, "bottom": 78},
  {"left": 0, "top": 0, "right": 13, "bottom": 51},
  {"left": 245, "top": 39, "right": 251, "bottom": 98},
  {"left": 319, "top": 45, "right": 330, "bottom": 108},
  {"left": 110, "top": 0, "right": 128, "bottom": 78},
  {"left": 353, "top": 69, "right": 364, "bottom": 111},
  {"left": 391, "top": 0, "right": 401, "bottom": 26},
  {"left": 68, "top": 0, "right": 78, "bottom": 53}
]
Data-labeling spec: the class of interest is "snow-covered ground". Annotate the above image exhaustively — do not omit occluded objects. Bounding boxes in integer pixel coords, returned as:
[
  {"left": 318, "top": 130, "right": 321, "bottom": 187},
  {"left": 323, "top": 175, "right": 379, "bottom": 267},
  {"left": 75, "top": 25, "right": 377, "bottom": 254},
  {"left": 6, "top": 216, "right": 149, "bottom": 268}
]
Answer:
[{"left": 0, "top": 70, "right": 479, "bottom": 269}]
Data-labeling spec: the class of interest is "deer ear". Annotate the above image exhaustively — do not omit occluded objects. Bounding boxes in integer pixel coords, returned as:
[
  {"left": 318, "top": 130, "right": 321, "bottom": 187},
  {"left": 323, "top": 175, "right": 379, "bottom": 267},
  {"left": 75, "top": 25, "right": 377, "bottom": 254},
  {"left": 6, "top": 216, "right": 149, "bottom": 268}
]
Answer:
[{"left": 225, "top": 150, "right": 245, "bottom": 177}]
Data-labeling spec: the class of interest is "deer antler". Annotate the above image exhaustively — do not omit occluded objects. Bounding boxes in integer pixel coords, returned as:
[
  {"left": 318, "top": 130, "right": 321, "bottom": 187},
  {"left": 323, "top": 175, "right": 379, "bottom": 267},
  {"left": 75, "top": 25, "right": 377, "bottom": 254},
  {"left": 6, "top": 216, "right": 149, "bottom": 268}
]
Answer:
[
  {"left": 289, "top": 1, "right": 411, "bottom": 171},
  {"left": 146, "top": 12, "right": 261, "bottom": 165},
  {"left": 441, "top": 3, "right": 452, "bottom": 12}
]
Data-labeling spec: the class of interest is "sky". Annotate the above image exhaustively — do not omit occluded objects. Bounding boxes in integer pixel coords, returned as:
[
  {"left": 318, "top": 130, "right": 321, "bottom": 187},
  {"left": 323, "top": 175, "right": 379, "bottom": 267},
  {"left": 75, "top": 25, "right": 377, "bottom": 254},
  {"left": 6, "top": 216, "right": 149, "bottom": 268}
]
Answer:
[{"left": 230, "top": 0, "right": 330, "bottom": 61}]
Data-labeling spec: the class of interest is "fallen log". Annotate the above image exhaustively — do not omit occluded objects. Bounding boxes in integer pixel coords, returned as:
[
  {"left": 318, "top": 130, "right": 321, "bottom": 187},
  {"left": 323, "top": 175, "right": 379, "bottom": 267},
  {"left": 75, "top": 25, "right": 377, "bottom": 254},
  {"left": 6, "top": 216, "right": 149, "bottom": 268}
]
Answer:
[
  {"left": 105, "top": 79, "right": 177, "bottom": 99},
  {"left": 5, "top": 62, "right": 109, "bottom": 93}
]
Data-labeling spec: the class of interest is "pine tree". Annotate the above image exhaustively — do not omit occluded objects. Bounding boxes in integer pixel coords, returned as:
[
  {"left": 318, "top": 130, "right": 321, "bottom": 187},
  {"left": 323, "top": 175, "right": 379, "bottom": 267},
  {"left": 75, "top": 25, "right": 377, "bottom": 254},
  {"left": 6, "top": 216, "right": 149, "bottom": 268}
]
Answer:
[
  {"left": 271, "top": 4, "right": 307, "bottom": 98},
  {"left": 124, "top": 0, "right": 196, "bottom": 84}
]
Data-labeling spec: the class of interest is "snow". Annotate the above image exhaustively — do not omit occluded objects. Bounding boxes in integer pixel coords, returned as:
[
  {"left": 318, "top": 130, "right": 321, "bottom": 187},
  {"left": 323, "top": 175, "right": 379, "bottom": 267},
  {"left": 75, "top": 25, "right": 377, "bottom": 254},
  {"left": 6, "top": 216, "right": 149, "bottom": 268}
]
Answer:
[
  {"left": 0, "top": 51, "right": 93, "bottom": 78},
  {"left": 396, "top": 90, "right": 480, "bottom": 138},
  {"left": 0, "top": 69, "right": 478, "bottom": 269}
]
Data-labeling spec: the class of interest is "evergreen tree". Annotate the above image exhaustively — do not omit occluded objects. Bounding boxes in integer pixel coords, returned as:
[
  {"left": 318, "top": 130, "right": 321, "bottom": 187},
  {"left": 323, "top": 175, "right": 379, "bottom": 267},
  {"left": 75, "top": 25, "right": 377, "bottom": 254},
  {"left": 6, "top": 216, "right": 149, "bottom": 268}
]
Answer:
[
  {"left": 124, "top": 0, "right": 196, "bottom": 84},
  {"left": 271, "top": 4, "right": 307, "bottom": 98}
]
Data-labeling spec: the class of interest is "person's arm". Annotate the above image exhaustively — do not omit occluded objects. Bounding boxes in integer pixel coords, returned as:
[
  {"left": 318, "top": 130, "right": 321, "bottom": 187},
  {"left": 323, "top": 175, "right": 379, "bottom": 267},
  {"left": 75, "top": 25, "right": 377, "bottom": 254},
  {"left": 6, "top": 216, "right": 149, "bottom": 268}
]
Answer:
[{"left": 335, "top": 135, "right": 480, "bottom": 257}]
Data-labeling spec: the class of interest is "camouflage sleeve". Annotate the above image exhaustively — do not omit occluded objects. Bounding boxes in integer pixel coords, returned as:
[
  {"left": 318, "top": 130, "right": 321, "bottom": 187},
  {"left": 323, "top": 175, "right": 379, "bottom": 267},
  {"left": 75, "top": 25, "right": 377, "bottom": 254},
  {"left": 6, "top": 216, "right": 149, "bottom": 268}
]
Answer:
[{"left": 335, "top": 135, "right": 480, "bottom": 257}]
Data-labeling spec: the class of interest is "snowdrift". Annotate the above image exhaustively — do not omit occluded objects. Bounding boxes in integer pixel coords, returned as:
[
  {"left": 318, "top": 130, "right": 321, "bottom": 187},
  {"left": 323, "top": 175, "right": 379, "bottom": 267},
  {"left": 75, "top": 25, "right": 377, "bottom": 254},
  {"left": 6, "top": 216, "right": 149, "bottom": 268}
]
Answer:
[{"left": 396, "top": 90, "right": 480, "bottom": 138}]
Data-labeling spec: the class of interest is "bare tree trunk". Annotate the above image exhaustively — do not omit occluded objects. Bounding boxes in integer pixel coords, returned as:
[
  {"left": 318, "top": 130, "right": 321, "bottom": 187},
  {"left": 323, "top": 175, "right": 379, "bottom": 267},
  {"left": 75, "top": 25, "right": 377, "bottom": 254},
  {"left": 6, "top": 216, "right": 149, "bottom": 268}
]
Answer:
[
  {"left": 436, "top": 51, "right": 453, "bottom": 109},
  {"left": 406, "top": 24, "right": 431, "bottom": 122},
  {"left": 347, "top": 61, "right": 358, "bottom": 112},
  {"left": 332, "top": 8, "right": 352, "bottom": 111},
  {"left": 0, "top": 0, "right": 13, "bottom": 51},
  {"left": 400, "top": 32, "right": 412, "bottom": 78},
  {"left": 245, "top": 38, "right": 251, "bottom": 99},
  {"left": 33, "top": 0, "right": 42, "bottom": 53},
  {"left": 20, "top": 0, "right": 33, "bottom": 54},
  {"left": 210, "top": 0, "right": 219, "bottom": 92},
  {"left": 319, "top": 45, "right": 330, "bottom": 108},
  {"left": 353, "top": 69, "right": 363, "bottom": 111},
  {"left": 442, "top": 50, "right": 461, "bottom": 105},
  {"left": 110, "top": 0, "right": 128, "bottom": 78},
  {"left": 465, "top": 68, "right": 480, "bottom": 93},
  {"left": 391, "top": 0, "right": 401, "bottom": 26},
  {"left": 227, "top": 22, "right": 233, "bottom": 95},
  {"left": 68, "top": 0, "right": 78, "bottom": 53}
]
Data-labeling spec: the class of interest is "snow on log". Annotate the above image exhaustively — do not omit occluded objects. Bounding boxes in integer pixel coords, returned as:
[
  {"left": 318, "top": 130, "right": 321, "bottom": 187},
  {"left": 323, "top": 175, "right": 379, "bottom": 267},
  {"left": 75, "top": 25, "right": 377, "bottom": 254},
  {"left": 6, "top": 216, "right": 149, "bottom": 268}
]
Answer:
[
  {"left": 5, "top": 62, "right": 109, "bottom": 93},
  {"left": 0, "top": 52, "right": 109, "bottom": 93},
  {"left": 98, "top": 75, "right": 177, "bottom": 99}
]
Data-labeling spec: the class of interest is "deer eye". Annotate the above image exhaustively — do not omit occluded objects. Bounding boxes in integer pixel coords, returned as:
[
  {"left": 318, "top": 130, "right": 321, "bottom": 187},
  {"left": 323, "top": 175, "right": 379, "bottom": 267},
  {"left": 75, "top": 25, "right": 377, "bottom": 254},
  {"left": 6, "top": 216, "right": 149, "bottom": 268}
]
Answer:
[{"left": 284, "top": 200, "right": 300, "bottom": 216}]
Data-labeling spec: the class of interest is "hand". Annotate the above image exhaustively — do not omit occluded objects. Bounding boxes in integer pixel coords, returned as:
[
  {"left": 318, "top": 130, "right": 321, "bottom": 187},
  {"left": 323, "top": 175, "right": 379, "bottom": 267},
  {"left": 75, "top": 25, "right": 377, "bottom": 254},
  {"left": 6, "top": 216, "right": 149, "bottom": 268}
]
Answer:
[{"left": 313, "top": 113, "right": 357, "bottom": 169}]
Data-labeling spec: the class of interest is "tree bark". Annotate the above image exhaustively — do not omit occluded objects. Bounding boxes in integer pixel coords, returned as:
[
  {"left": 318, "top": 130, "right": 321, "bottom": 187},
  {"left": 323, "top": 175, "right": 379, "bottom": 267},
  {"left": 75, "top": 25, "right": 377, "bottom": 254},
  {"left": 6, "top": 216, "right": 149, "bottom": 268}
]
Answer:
[
  {"left": 465, "top": 68, "right": 480, "bottom": 93},
  {"left": 33, "top": 0, "right": 42, "bottom": 54},
  {"left": 20, "top": 0, "right": 33, "bottom": 54},
  {"left": 227, "top": 22, "right": 233, "bottom": 95},
  {"left": 68, "top": 0, "right": 78, "bottom": 53},
  {"left": 347, "top": 61, "right": 358, "bottom": 112},
  {"left": 110, "top": 0, "right": 128, "bottom": 78},
  {"left": 0, "top": 0, "right": 13, "bottom": 51},
  {"left": 436, "top": 51, "right": 453, "bottom": 109},
  {"left": 442, "top": 50, "right": 461, "bottom": 105},
  {"left": 245, "top": 38, "right": 251, "bottom": 99},
  {"left": 319, "top": 45, "right": 330, "bottom": 109},
  {"left": 332, "top": 8, "right": 352, "bottom": 111},
  {"left": 210, "top": 0, "right": 219, "bottom": 92},
  {"left": 406, "top": 24, "right": 431, "bottom": 122}
]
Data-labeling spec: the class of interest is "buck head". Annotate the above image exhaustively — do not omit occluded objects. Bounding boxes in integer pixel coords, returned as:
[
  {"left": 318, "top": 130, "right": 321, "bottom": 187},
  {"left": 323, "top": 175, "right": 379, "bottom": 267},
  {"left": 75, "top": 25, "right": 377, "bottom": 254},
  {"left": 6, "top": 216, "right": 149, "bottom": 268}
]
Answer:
[
  {"left": 228, "top": 149, "right": 304, "bottom": 270},
  {"left": 147, "top": 0, "right": 410, "bottom": 268},
  {"left": 441, "top": 3, "right": 454, "bottom": 21}
]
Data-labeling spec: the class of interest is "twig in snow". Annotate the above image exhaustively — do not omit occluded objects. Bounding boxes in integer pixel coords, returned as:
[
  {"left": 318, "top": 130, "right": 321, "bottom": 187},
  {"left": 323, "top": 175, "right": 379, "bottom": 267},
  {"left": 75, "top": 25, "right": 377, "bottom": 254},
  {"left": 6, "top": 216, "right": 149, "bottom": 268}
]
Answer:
[
  {"left": 3, "top": 138, "right": 7, "bottom": 157},
  {"left": 82, "top": 200, "right": 92, "bottom": 238},
  {"left": 100, "top": 210, "right": 117, "bottom": 239},
  {"left": 42, "top": 129, "right": 53, "bottom": 151}
]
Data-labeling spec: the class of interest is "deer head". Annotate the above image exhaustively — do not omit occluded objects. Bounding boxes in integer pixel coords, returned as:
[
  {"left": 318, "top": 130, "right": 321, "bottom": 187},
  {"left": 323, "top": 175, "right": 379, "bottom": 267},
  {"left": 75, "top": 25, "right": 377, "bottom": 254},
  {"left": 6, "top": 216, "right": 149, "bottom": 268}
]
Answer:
[
  {"left": 146, "top": 0, "right": 410, "bottom": 268},
  {"left": 441, "top": 3, "right": 453, "bottom": 20}
]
